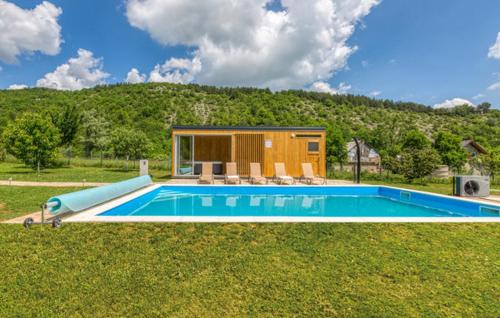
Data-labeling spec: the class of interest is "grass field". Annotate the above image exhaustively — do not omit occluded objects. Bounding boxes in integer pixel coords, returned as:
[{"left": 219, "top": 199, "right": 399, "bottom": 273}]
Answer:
[
  {"left": 0, "top": 223, "right": 498, "bottom": 317},
  {"left": 0, "top": 161, "right": 170, "bottom": 183},
  {"left": 1, "top": 169, "right": 498, "bottom": 316},
  {"left": 0, "top": 186, "right": 85, "bottom": 221}
]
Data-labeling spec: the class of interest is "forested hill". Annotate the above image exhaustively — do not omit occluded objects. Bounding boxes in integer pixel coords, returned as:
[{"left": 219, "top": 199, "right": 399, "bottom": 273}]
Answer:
[{"left": 0, "top": 83, "right": 499, "bottom": 157}]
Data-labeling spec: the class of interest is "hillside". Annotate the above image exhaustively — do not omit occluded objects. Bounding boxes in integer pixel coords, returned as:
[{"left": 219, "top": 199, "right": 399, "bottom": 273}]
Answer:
[{"left": 0, "top": 83, "right": 499, "bottom": 159}]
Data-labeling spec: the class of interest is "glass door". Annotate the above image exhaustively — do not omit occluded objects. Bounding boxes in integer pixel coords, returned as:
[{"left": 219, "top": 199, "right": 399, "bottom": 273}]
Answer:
[{"left": 176, "top": 135, "right": 193, "bottom": 175}]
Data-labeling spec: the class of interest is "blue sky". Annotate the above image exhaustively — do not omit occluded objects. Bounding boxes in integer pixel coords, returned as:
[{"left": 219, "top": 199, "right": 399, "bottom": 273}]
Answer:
[{"left": 1, "top": 0, "right": 499, "bottom": 108}]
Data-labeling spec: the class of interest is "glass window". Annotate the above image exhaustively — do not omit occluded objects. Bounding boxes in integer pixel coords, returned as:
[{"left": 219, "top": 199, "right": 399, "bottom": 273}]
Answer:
[
  {"left": 308, "top": 141, "right": 319, "bottom": 152},
  {"left": 177, "top": 136, "right": 193, "bottom": 175}
]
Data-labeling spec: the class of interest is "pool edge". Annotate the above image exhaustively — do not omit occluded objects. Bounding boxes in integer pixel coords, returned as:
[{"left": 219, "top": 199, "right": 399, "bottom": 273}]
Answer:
[{"left": 64, "top": 183, "right": 500, "bottom": 223}]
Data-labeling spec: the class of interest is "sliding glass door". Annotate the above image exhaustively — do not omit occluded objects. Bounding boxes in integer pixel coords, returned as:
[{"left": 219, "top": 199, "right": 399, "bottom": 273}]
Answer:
[{"left": 176, "top": 135, "right": 193, "bottom": 175}]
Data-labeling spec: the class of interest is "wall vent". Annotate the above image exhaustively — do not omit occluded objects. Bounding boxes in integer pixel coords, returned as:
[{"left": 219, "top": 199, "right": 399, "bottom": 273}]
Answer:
[
  {"left": 480, "top": 206, "right": 500, "bottom": 215},
  {"left": 400, "top": 191, "right": 411, "bottom": 200}
]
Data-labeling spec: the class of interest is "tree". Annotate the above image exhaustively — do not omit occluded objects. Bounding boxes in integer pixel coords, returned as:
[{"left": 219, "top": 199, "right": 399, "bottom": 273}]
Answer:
[
  {"left": 51, "top": 104, "right": 81, "bottom": 164},
  {"left": 110, "top": 127, "right": 150, "bottom": 170},
  {"left": 476, "top": 102, "right": 491, "bottom": 114},
  {"left": 81, "top": 109, "right": 110, "bottom": 164},
  {"left": 398, "top": 130, "right": 440, "bottom": 183},
  {"left": 402, "top": 130, "right": 430, "bottom": 150},
  {"left": 480, "top": 148, "right": 500, "bottom": 181},
  {"left": 433, "top": 131, "right": 467, "bottom": 173},
  {"left": 2, "top": 113, "right": 60, "bottom": 174},
  {"left": 399, "top": 148, "right": 440, "bottom": 183},
  {"left": 326, "top": 126, "right": 348, "bottom": 172}
]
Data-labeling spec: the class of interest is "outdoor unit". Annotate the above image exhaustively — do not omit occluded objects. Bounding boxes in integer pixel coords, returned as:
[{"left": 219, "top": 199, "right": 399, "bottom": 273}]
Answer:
[{"left": 454, "top": 175, "right": 490, "bottom": 197}]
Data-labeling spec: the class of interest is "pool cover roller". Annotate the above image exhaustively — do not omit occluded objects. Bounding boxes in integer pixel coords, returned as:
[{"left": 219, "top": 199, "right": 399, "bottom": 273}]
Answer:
[{"left": 46, "top": 175, "right": 153, "bottom": 215}]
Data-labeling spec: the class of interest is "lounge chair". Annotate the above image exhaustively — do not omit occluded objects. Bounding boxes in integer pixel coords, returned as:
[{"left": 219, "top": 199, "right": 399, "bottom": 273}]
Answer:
[
  {"left": 224, "top": 162, "right": 241, "bottom": 184},
  {"left": 198, "top": 162, "right": 214, "bottom": 184},
  {"left": 274, "top": 162, "right": 295, "bottom": 185},
  {"left": 300, "top": 163, "right": 326, "bottom": 185},
  {"left": 249, "top": 162, "right": 267, "bottom": 184}
]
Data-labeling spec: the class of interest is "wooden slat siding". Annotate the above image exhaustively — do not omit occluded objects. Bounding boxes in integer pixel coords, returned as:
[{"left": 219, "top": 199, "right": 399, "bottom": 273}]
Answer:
[{"left": 235, "top": 134, "right": 264, "bottom": 176}]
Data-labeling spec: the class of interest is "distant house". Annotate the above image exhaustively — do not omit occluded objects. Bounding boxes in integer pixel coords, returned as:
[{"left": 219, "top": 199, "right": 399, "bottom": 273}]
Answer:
[
  {"left": 434, "top": 140, "right": 488, "bottom": 178},
  {"left": 345, "top": 140, "right": 381, "bottom": 173},
  {"left": 461, "top": 140, "right": 487, "bottom": 158}
]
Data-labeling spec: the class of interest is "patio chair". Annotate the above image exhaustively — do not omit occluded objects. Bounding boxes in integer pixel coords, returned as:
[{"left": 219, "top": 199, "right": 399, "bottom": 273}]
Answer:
[
  {"left": 224, "top": 162, "right": 241, "bottom": 184},
  {"left": 198, "top": 162, "right": 214, "bottom": 184},
  {"left": 249, "top": 162, "right": 267, "bottom": 184},
  {"left": 273, "top": 162, "right": 295, "bottom": 185},
  {"left": 300, "top": 163, "right": 326, "bottom": 185}
]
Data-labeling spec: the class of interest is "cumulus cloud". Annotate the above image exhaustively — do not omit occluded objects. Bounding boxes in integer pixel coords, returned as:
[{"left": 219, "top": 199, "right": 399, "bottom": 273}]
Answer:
[
  {"left": 488, "top": 32, "right": 500, "bottom": 59},
  {"left": 125, "top": 68, "right": 146, "bottom": 83},
  {"left": 369, "top": 90, "right": 381, "bottom": 97},
  {"left": 309, "top": 81, "right": 351, "bottom": 94},
  {"left": 126, "top": 0, "right": 380, "bottom": 90},
  {"left": 0, "top": 0, "right": 62, "bottom": 64},
  {"left": 487, "top": 82, "right": 500, "bottom": 91},
  {"left": 148, "top": 57, "right": 201, "bottom": 84},
  {"left": 36, "top": 49, "right": 109, "bottom": 90},
  {"left": 433, "top": 98, "right": 475, "bottom": 109},
  {"left": 7, "top": 84, "right": 28, "bottom": 90}
]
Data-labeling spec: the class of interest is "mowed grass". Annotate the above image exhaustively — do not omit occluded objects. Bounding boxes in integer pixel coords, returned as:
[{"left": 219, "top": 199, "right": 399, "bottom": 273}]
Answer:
[
  {"left": 0, "top": 186, "right": 85, "bottom": 221},
  {"left": 0, "top": 223, "right": 498, "bottom": 317},
  {"left": 0, "top": 161, "right": 170, "bottom": 183}
]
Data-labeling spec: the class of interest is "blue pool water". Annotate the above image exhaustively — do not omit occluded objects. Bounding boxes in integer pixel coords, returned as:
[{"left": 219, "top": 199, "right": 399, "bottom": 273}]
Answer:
[{"left": 98, "top": 186, "right": 500, "bottom": 218}]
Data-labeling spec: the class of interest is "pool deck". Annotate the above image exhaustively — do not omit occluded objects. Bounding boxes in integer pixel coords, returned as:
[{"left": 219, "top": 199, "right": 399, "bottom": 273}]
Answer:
[{"left": 4, "top": 179, "right": 500, "bottom": 224}]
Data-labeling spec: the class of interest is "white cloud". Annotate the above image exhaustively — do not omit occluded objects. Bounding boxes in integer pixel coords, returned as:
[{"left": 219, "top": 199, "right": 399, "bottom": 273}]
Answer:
[
  {"left": 0, "top": 0, "right": 62, "bottom": 64},
  {"left": 125, "top": 68, "right": 146, "bottom": 83},
  {"left": 36, "top": 49, "right": 109, "bottom": 90},
  {"left": 309, "top": 81, "right": 351, "bottom": 94},
  {"left": 7, "top": 84, "right": 28, "bottom": 90},
  {"left": 487, "top": 82, "right": 500, "bottom": 91},
  {"left": 361, "top": 60, "right": 369, "bottom": 67},
  {"left": 472, "top": 93, "right": 485, "bottom": 100},
  {"left": 148, "top": 57, "right": 201, "bottom": 84},
  {"left": 433, "top": 98, "right": 475, "bottom": 109},
  {"left": 369, "top": 90, "right": 381, "bottom": 97},
  {"left": 488, "top": 32, "right": 500, "bottom": 59},
  {"left": 126, "top": 0, "right": 380, "bottom": 90}
]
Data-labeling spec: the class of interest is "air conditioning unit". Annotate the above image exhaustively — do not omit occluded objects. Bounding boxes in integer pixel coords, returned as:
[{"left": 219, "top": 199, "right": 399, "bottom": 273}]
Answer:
[{"left": 454, "top": 175, "right": 490, "bottom": 197}]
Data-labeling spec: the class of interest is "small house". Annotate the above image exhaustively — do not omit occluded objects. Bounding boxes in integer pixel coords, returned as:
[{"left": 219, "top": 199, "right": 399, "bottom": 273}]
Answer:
[
  {"left": 171, "top": 126, "right": 326, "bottom": 178},
  {"left": 345, "top": 140, "right": 381, "bottom": 173},
  {"left": 461, "top": 140, "right": 487, "bottom": 158}
]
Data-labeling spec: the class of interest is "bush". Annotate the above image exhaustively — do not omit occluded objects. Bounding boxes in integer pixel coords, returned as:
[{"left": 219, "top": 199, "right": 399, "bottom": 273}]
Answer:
[
  {"left": 2, "top": 113, "right": 60, "bottom": 171},
  {"left": 399, "top": 148, "right": 440, "bottom": 183}
]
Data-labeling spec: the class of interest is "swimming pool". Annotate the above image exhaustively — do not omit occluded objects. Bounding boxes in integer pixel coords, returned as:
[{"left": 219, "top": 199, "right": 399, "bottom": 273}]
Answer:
[{"left": 84, "top": 185, "right": 500, "bottom": 221}]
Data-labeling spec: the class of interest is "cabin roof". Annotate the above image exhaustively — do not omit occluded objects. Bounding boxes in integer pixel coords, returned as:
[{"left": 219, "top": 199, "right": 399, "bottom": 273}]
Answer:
[
  {"left": 461, "top": 140, "right": 487, "bottom": 154},
  {"left": 172, "top": 125, "right": 325, "bottom": 131}
]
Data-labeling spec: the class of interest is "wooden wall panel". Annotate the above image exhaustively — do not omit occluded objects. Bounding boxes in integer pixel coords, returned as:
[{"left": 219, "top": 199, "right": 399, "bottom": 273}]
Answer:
[
  {"left": 235, "top": 134, "right": 264, "bottom": 176},
  {"left": 194, "top": 136, "right": 231, "bottom": 165}
]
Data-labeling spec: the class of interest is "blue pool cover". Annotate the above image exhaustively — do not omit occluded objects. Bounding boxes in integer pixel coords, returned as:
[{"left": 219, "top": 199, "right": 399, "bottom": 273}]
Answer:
[
  {"left": 47, "top": 175, "right": 152, "bottom": 214},
  {"left": 98, "top": 185, "right": 500, "bottom": 218}
]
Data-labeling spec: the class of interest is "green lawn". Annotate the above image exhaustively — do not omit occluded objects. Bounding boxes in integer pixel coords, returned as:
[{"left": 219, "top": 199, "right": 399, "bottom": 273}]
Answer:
[
  {"left": 0, "top": 161, "right": 170, "bottom": 183},
  {"left": 0, "top": 223, "right": 498, "bottom": 317},
  {"left": 1, "top": 181, "right": 498, "bottom": 316},
  {"left": 0, "top": 186, "right": 85, "bottom": 221}
]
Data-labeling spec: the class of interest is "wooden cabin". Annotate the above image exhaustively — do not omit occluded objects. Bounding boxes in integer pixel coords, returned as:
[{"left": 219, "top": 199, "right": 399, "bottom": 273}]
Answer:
[{"left": 171, "top": 126, "right": 326, "bottom": 178}]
